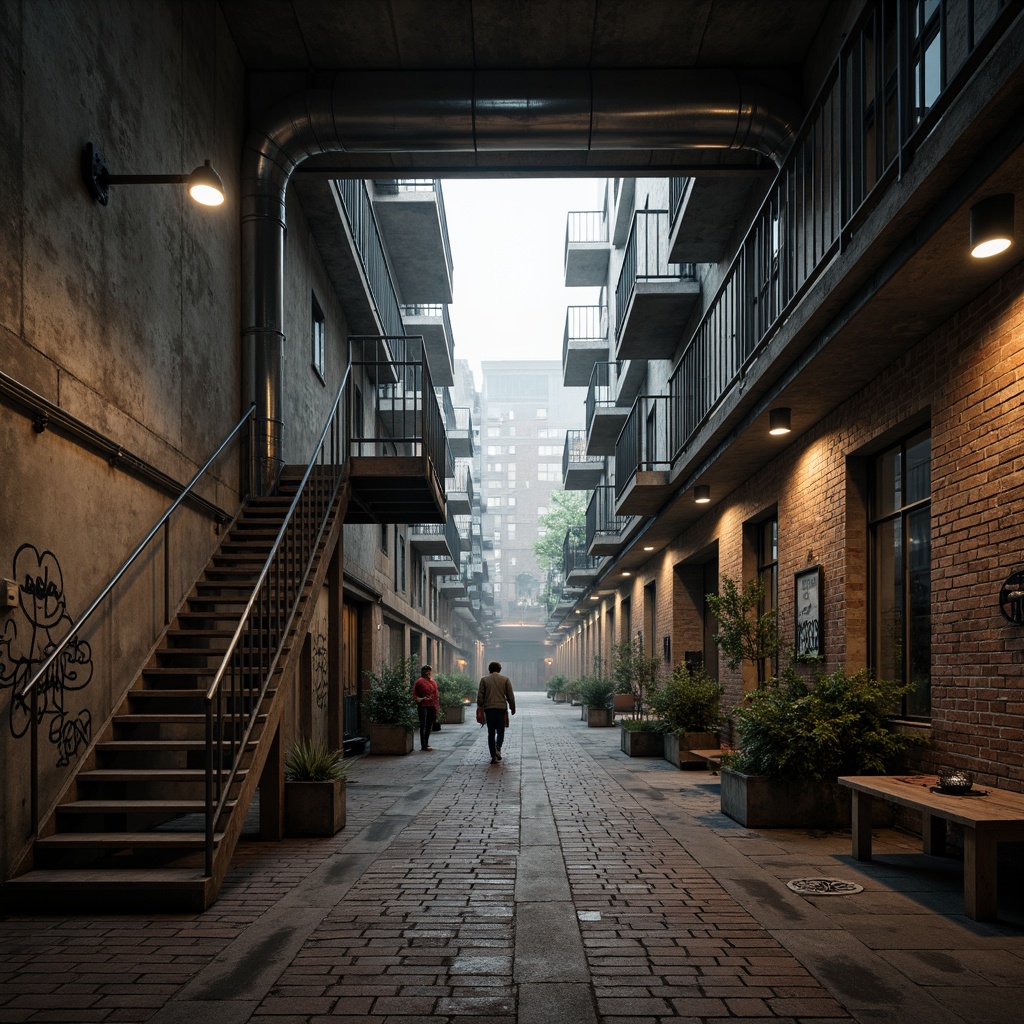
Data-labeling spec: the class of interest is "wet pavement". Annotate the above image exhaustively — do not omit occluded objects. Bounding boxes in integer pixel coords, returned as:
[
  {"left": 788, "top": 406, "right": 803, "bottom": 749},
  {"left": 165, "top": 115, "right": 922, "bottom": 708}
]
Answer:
[{"left": 1, "top": 693, "right": 1022, "bottom": 1023}]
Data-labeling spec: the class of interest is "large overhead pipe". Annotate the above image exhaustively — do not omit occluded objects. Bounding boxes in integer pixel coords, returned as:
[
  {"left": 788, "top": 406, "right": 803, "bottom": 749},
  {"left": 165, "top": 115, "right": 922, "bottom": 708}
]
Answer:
[{"left": 242, "top": 70, "right": 799, "bottom": 492}]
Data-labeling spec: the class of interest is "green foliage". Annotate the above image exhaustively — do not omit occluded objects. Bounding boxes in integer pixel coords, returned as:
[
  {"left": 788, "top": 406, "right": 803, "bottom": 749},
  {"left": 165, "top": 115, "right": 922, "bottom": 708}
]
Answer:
[
  {"left": 728, "top": 666, "right": 918, "bottom": 781},
  {"left": 611, "top": 637, "right": 664, "bottom": 720},
  {"left": 533, "top": 491, "right": 587, "bottom": 577},
  {"left": 576, "top": 674, "right": 616, "bottom": 709},
  {"left": 435, "top": 671, "right": 476, "bottom": 710},
  {"left": 546, "top": 674, "right": 569, "bottom": 698},
  {"left": 362, "top": 656, "right": 418, "bottom": 728},
  {"left": 647, "top": 664, "right": 725, "bottom": 734},
  {"left": 706, "top": 575, "right": 781, "bottom": 673},
  {"left": 284, "top": 740, "right": 347, "bottom": 782},
  {"left": 619, "top": 718, "right": 666, "bottom": 732}
]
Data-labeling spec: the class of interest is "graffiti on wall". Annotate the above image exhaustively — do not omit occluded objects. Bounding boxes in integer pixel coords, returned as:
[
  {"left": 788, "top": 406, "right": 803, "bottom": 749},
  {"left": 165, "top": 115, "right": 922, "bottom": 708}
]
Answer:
[{"left": 0, "top": 545, "right": 95, "bottom": 766}]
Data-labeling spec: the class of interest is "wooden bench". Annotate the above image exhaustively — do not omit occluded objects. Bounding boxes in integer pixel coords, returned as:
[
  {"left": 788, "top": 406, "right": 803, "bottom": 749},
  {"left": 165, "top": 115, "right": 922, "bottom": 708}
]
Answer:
[
  {"left": 838, "top": 774, "right": 1024, "bottom": 921},
  {"left": 687, "top": 748, "right": 732, "bottom": 771}
]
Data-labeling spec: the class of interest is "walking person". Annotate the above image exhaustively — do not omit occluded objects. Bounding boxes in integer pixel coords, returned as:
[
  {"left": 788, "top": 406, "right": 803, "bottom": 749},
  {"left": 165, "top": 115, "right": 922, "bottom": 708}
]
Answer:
[
  {"left": 413, "top": 665, "right": 439, "bottom": 752},
  {"left": 478, "top": 661, "right": 515, "bottom": 764}
]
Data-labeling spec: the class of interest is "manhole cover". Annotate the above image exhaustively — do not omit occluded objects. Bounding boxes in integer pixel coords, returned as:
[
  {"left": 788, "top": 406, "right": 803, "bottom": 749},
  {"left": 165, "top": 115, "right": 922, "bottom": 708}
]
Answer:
[{"left": 786, "top": 877, "right": 864, "bottom": 896}]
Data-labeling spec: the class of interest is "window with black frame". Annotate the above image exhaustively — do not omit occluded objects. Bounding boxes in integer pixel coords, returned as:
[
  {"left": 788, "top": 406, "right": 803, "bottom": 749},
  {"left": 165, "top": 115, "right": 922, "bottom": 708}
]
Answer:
[
  {"left": 757, "top": 517, "right": 779, "bottom": 684},
  {"left": 870, "top": 428, "right": 931, "bottom": 719}
]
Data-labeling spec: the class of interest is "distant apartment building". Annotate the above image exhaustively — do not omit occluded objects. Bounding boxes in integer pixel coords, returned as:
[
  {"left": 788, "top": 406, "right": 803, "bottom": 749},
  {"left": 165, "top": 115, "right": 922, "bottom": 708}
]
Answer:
[{"left": 479, "top": 361, "right": 584, "bottom": 625}]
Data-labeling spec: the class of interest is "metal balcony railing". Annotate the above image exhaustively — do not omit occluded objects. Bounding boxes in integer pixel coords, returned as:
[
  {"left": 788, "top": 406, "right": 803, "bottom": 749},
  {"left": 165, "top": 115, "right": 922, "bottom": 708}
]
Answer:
[
  {"left": 436, "top": 385, "right": 457, "bottom": 431},
  {"left": 562, "top": 304, "right": 609, "bottom": 366},
  {"left": 615, "top": 395, "right": 672, "bottom": 501},
  {"left": 668, "top": 0, "right": 1015, "bottom": 465},
  {"left": 446, "top": 459, "right": 474, "bottom": 504},
  {"left": 401, "top": 303, "right": 455, "bottom": 369},
  {"left": 563, "top": 528, "right": 600, "bottom": 578},
  {"left": 615, "top": 210, "right": 697, "bottom": 340},
  {"left": 411, "top": 518, "right": 461, "bottom": 563},
  {"left": 346, "top": 336, "right": 445, "bottom": 479},
  {"left": 453, "top": 406, "right": 472, "bottom": 434},
  {"left": 562, "top": 428, "right": 603, "bottom": 479},
  {"left": 565, "top": 210, "right": 608, "bottom": 246},
  {"left": 336, "top": 179, "right": 404, "bottom": 340},
  {"left": 669, "top": 176, "right": 690, "bottom": 225},
  {"left": 585, "top": 361, "right": 618, "bottom": 432},
  {"left": 586, "top": 485, "right": 633, "bottom": 549},
  {"left": 374, "top": 178, "right": 454, "bottom": 282}
]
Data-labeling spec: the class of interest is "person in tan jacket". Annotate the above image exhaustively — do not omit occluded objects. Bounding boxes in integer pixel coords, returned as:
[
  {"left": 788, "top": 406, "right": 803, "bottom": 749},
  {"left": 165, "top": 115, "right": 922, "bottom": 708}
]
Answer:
[{"left": 477, "top": 661, "right": 515, "bottom": 764}]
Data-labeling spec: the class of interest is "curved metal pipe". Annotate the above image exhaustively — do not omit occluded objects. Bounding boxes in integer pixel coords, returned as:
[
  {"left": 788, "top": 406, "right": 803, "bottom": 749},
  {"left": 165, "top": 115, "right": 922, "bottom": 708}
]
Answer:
[{"left": 242, "top": 70, "right": 799, "bottom": 492}]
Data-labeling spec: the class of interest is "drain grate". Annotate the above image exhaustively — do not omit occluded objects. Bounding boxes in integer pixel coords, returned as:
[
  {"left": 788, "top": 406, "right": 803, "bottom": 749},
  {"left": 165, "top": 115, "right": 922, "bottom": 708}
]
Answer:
[{"left": 786, "top": 877, "right": 864, "bottom": 896}]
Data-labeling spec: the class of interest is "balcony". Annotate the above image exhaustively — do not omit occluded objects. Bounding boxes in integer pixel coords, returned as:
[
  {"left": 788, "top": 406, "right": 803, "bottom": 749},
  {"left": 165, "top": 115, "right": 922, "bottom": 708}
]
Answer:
[
  {"left": 563, "top": 529, "right": 600, "bottom": 586},
  {"left": 562, "top": 304, "right": 609, "bottom": 386},
  {"left": 615, "top": 395, "right": 672, "bottom": 515},
  {"left": 401, "top": 304, "right": 454, "bottom": 386},
  {"left": 667, "top": 174, "right": 764, "bottom": 265},
  {"left": 564, "top": 211, "right": 609, "bottom": 287},
  {"left": 562, "top": 429, "right": 604, "bottom": 490},
  {"left": 439, "top": 574, "right": 469, "bottom": 604},
  {"left": 344, "top": 336, "right": 447, "bottom": 525},
  {"left": 585, "top": 362, "right": 628, "bottom": 456},
  {"left": 427, "top": 552, "right": 459, "bottom": 577},
  {"left": 371, "top": 179, "right": 454, "bottom": 303},
  {"left": 446, "top": 459, "right": 473, "bottom": 515},
  {"left": 586, "top": 485, "right": 639, "bottom": 556},
  {"left": 409, "top": 517, "right": 461, "bottom": 560},
  {"left": 615, "top": 210, "right": 699, "bottom": 361},
  {"left": 448, "top": 406, "right": 473, "bottom": 458}
]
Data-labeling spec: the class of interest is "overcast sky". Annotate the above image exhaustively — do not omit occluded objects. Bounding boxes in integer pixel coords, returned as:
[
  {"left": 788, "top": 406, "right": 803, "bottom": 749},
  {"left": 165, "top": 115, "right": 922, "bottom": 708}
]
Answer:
[{"left": 442, "top": 178, "right": 605, "bottom": 389}]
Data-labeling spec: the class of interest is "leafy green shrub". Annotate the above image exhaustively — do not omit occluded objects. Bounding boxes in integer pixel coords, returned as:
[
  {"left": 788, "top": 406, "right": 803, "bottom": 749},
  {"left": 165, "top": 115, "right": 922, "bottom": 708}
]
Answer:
[
  {"left": 620, "top": 718, "right": 666, "bottom": 732},
  {"left": 285, "top": 740, "right": 347, "bottom": 781},
  {"left": 362, "top": 656, "right": 418, "bottom": 728},
  {"left": 546, "top": 674, "right": 568, "bottom": 698},
  {"left": 576, "top": 675, "right": 615, "bottom": 709},
  {"left": 647, "top": 665, "right": 725, "bottom": 734},
  {"left": 612, "top": 637, "right": 664, "bottom": 720},
  {"left": 729, "top": 666, "right": 917, "bottom": 780},
  {"left": 435, "top": 671, "right": 476, "bottom": 711},
  {"left": 706, "top": 574, "right": 780, "bottom": 674}
]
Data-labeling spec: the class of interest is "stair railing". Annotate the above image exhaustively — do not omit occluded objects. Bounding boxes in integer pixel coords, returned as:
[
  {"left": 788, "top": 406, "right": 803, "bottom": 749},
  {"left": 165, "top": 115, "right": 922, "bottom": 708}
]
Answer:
[
  {"left": 203, "top": 364, "right": 351, "bottom": 875},
  {"left": 17, "top": 404, "right": 256, "bottom": 837}
]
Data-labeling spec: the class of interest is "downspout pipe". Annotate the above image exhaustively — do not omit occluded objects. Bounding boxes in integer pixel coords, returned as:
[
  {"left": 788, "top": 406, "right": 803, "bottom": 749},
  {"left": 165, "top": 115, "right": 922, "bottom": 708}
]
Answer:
[{"left": 242, "top": 70, "right": 799, "bottom": 493}]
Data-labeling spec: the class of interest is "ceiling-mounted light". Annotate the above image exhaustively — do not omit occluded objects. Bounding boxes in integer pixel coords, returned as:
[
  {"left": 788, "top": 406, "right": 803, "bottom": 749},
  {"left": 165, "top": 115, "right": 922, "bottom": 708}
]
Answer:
[
  {"left": 82, "top": 143, "right": 226, "bottom": 208},
  {"left": 768, "top": 407, "right": 792, "bottom": 435},
  {"left": 694, "top": 484, "right": 711, "bottom": 504},
  {"left": 970, "top": 193, "right": 1014, "bottom": 258}
]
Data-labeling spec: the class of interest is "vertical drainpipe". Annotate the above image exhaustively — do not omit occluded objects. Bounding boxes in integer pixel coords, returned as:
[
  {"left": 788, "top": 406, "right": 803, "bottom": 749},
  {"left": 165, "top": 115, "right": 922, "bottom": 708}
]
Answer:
[{"left": 240, "top": 72, "right": 798, "bottom": 496}]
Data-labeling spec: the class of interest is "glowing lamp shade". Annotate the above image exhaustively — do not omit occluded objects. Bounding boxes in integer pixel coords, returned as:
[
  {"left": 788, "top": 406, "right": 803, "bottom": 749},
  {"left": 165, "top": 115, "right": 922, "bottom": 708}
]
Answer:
[
  {"left": 768, "top": 407, "right": 792, "bottom": 435},
  {"left": 694, "top": 485, "right": 711, "bottom": 504},
  {"left": 187, "top": 161, "right": 226, "bottom": 206},
  {"left": 970, "top": 194, "right": 1014, "bottom": 258}
]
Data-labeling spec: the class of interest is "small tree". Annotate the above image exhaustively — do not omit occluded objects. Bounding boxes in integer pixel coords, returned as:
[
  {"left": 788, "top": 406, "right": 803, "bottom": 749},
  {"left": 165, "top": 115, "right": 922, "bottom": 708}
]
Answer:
[
  {"left": 612, "top": 636, "right": 663, "bottom": 721},
  {"left": 362, "top": 656, "right": 418, "bottom": 728},
  {"left": 706, "top": 575, "right": 781, "bottom": 682}
]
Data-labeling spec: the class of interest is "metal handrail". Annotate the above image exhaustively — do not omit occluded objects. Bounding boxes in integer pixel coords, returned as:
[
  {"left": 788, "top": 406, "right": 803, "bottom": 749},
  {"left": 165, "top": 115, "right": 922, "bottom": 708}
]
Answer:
[
  {"left": 20, "top": 403, "right": 256, "bottom": 834},
  {"left": 615, "top": 395, "right": 671, "bottom": 501},
  {"left": 203, "top": 366, "right": 351, "bottom": 874},
  {"left": 562, "top": 304, "right": 609, "bottom": 369}
]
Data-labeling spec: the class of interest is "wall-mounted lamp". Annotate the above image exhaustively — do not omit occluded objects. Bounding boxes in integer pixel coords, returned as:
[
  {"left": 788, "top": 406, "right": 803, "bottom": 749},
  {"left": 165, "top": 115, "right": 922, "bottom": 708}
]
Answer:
[
  {"left": 970, "top": 193, "right": 1014, "bottom": 258},
  {"left": 694, "top": 484, "right": 711, "bottom": 504},
  {"left": 82, "top": 142, "right": 225, "bottom": 207},
  {"left": 768, "top": 407, "right": 792, "bottom": 435}
]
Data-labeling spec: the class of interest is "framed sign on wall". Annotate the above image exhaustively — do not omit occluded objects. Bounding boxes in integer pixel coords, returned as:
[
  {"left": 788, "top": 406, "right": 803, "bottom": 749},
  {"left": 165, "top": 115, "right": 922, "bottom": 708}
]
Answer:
[{"left": 795, "top": 565, "right": 823, "bottom": 658}]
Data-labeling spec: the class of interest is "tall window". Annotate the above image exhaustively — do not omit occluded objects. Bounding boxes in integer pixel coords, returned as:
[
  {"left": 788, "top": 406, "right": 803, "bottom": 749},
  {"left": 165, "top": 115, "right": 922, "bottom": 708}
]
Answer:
[
  {"left": 311, "top": 293, "right": 325, "bottom": 382},
  {"left": 757, "top": 517, "right": 778, "bottom": 683},
  {"left": 870, "top": 428, "right": 931, "bottom": 719}
]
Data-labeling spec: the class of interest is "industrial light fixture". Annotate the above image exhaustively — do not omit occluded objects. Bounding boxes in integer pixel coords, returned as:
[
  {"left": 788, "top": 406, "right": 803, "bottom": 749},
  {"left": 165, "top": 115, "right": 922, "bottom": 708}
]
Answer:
[
  {"left": 694, "top": 484, "right": 711, "bottom": 504},
  {"left": 768, "top": 407, "right": 792, "bottom": 435},
  {"left": 621, "top": 570, "right": 631, "bottom": 577},
  {"left": 643, "top": 545, "right": 655, "bottom": 551},
  {"left": 82, "top": 142, "right": 226, "bottom": 207},
  {"left": 969, "top": 193, "right": 1014, "bottom": 258}
]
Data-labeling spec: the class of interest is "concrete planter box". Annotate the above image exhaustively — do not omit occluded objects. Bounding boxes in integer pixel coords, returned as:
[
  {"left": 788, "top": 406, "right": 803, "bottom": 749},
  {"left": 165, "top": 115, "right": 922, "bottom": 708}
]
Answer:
[
  {"left": 284, "top": 778, "right": 346, "bottom": 837},
  {"left": 443, "top": 704, "right": 467, "bottom": 725},
  {"left": 663, "top": 731, "right": 719, "bottom": 769},
  {"left": 720, "top": 767, "right": 855, "bottom": 828},
  {"left": 587, "top": 707, "right": 614, "bottom": 727},
  {"left": 368, "top": 722, "right": 414, "bottom": 755},
  {"left": 619, "top": 725, "right": 664, "bottom": 757},
  {"left": 554, "top": 691, "right": 568, "bottom": 703}
]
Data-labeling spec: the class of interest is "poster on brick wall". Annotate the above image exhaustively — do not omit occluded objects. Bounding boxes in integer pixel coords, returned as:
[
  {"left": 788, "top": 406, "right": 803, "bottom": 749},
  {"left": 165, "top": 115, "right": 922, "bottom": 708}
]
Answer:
[{"left": 795, "top": 566, "right": 823, "bottom": 658}]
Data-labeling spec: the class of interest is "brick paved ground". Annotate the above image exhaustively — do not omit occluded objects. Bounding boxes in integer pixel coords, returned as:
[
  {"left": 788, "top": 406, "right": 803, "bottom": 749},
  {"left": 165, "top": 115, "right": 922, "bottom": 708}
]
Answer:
[{"left": 1, "top": 694, "right": 1023, "bottom": 1024}]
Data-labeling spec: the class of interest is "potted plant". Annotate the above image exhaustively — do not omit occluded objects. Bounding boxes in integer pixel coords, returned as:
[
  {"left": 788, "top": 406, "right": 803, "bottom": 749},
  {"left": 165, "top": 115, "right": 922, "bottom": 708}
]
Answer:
[
  {"left": 613, "top": 637, "right": 666, "bottom": 756},
  {"left": 577, "top": 675, "right": 616, "bottom": 727},
  {"left": 548, "top": 674, "right": 569, "bottom": 703},
  {"left": 362, "top": 656, "right": 417, "bottom": 755},
  {"left": 436, "top": 672, "right": 475, "bottom": 724},
  {"left": 284, "top": 740, "right": 348, "bottom": 836},
  {"left": 647, "top": 664, "right": 726, "bottom": 768},
  {"left": 720, "top": 665, "right": 917, "bottom": 827}
]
